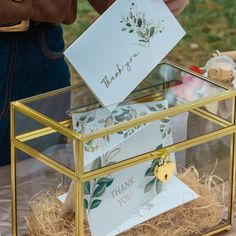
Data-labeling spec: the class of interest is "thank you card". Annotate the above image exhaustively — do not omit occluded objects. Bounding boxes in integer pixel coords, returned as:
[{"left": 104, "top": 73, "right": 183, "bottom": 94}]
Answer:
[{"left": 65, "top": 0, "right": 185, "bottom": 108}]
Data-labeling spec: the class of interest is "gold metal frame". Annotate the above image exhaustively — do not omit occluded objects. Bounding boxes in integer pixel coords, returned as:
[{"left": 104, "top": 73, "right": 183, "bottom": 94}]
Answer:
[{"left": 10, "top": 61, "right": 236, "bottom": 236}]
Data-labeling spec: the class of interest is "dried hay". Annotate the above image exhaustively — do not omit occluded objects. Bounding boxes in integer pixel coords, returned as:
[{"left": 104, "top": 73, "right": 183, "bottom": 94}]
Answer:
[{"left": 26, "top": 166, "right": 225, "bottom": 236}]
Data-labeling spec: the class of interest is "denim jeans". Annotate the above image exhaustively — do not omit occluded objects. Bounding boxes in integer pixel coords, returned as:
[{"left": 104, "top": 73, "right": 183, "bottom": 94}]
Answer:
[{"left": 0, "top": 23, "right": 70, "bottom": 166}]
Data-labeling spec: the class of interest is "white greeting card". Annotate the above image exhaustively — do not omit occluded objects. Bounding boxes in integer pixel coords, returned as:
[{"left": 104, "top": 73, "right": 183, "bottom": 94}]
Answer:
[
  {"left": 65, "top": 0, "right": 185, "bottom": 108},
  {"left": 84, "top": 120, "right": 167, "bottom": 236},
  {"left": 72, "top": 101, "right": 168, "bottom": 167},
  {"left": 60, "top": 118, "right": 198, "bottom": 236}
]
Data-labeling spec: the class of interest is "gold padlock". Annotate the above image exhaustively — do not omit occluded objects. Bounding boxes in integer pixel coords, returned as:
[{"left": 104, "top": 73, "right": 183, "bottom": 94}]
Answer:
[
  {"left": 154, "top": 149, "right": 175, "bottom": 183},
  {"left": 154, "top": 162, "right": 175, "bottom": 182}
]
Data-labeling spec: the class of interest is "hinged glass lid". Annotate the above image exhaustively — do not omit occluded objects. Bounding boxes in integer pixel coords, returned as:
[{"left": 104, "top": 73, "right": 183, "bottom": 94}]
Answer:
[{"left": 17, "top": 61, "right": 234, "bottom": 137}]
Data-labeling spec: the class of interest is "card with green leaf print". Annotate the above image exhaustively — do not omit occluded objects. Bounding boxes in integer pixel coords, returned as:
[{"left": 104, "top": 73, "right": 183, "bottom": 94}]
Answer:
[
  {"left": 72, "top": 100, "right": 168, "bottom": 168},
  {"left": 69, "top": 101, "right": 164, "bottom": 235},
  {"left": 83, "top": 120, "right": 164, "bottom": 236},
  {"left": 81, "top": 119, "right": 197, "bottom": 236},
  {"left": 65, "top": 0, "right": 185, "bottom": 109},
  {"left": 59, "top": 107, "right": 198, "bottom": 236}
]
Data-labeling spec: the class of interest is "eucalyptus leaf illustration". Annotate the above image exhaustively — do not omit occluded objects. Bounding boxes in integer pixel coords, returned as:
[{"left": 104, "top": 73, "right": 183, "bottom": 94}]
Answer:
[
  {"left": 156, "top": 180, "right": 163, "bottom": 194},
  {"left": 98, "top": 177, "right": 114, "bottom": 187},
  {"left": 156, "top": 144, "right": 163, "bottom": 150},
  {"left": 84, "top": 181, "right": 91, "bottom": 195},
  {"left": 137, "top": 18, "right": 142, "bottom": 27},
  {"left": 93, "top": 183, "right": 107, "bottom": 198},
  {"left": 149, "top": 106, "right": 157, "bottom": 112},
  {"left": 167, "top": 127, "right": 172, "bottom": 135},
  {"left": 90, "top": 199, "right": 102, "bottom": 210},
  {"left": 98, "top": 119, "right": 106, "bottom": 124},
  {"left": 139, "top": 39, "right": 147, "bottom": 43},
  {"left": 120, "top": 2, "right": 165, "bottom": 47},
  {"left": 115, "top": 109, "right": 130, "bottom": 122},
  {"left": 105, "top": 161, "right": 117, "bottom": 166},
  {"left": 103, "top": 148, "right": 121, "bottom": 163},
  {"left": 87, "top": 140, "right": 93, "bottom": 145},
  {"left": 160, "top": 124, "right": 166, "bottom": 130},
  {"left": 150, "top": 26, "right": 155, "bottom": 37},
  {"left": 162, "top": 132, "right": 166, "bottom": 139},
  {"left": 84, "top": 199, "right": 89, "bottom": 209},
  {"left": 160, "top": 118, "right": 172, "bottom": 139},
  {"left": 91, "top": 157, "right": 102, "bottom": 170},
  {"left": 151, "top": 158, "right": 160, "bottom": 171},
  {"left": 80, "top": 116, "right": 86, "bottom": 122},
  {"left": 87, "top": 116, "right": 95, "bottom": 123},
  {"left": 144, "top": 166, "right": 163, "bottom": 195},
  {"left": 162, "top": 118, "right": 170, "bottom": 123},
  {"left": 157, "top": 104, "right": 164, "bottom": 109},
  {"left": 105, "top": 135, "right": 110, "bottom": 143},
  {"left": 129, "top": 12, "right": 133, "bottom": 19},
  {"left": 75, "top": 113, "right": 109, "bottom": 154},
  {"left": 145, "top": 167, "right": 154, "bottom": 177},
  {"left": 104, "top": 116, "right": 113, "bottom": 127},
  {"left": 130, "top": 108, "right": 138, "bottom": 117},
  {"left": 143, "top": 148, "right": 164, "bottom": 196},
  {"left": 137, "top": 31, "right": 145, "bottom": 39},
  {"left": 144, "top": 178, "right": 156, "bottom": 193},
  {"left": 84, "top": 150, "right": 118, "bottom": 212}
]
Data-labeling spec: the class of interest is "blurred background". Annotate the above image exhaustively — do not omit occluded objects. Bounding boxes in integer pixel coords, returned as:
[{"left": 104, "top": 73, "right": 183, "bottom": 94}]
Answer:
[{"left": 63, "top": 0, "right": 236, "bottom": 82}]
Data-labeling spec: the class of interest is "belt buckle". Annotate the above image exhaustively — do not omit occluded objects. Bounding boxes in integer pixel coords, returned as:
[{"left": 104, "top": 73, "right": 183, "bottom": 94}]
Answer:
[{"left": 0, "top": 20, "right": 29, "bottom": 32}]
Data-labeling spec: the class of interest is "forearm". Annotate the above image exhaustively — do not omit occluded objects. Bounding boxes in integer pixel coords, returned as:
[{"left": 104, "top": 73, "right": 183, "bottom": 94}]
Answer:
[{"left": 88, "top": 0, "right": 114, "bottom": 14}]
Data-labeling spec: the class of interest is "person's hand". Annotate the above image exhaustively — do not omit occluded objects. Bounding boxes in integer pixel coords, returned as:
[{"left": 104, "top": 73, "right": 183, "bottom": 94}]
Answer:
[{"left": 164, "top": 0, "right": 188, "bottom": 16}]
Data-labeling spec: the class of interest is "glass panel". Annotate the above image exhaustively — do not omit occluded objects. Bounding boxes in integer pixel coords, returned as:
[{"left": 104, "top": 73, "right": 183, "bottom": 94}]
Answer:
[
  {"left": 14, "top": 135, "right": 232, "bottom": 235},
  {"left": 22, "top": 85, "right": 97, "bottom": 123},
  {"left": 15, "top": 109, "right": 45, "bottom": 136},
  {"left": 16, "top": 150, "right": 73, "bottom": 236},
  {"left": 24, "top": 133, "right": 75, "bottom": 171},
  {"left": 202, "top": 97, "right": 233, "bottom": 123},
  {"left": 177, "top": 136, "right": 232, "bottom": 233},
  {"left": 59, "top": 135, "right": 232, "bottom": 236},
  {"left": 19, "top": 63, "right": 228, "bottom": 136},
  {"left": 15, "top": 110, "right": 75, "bottom": 171},
  {"left": 82, "top": 111, "right": 224, "bottom": 173}
]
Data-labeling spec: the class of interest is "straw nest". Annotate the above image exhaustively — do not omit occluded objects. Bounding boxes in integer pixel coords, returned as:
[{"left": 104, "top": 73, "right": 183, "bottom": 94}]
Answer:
[{"left": 26, "top": 166, "right": 225, "bottom": 236}]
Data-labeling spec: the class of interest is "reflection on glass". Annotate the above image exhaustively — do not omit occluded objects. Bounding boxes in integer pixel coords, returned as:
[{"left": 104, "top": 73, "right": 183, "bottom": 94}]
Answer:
[{"left": 22, "top": 63, "right": 226, "bottom": 126}]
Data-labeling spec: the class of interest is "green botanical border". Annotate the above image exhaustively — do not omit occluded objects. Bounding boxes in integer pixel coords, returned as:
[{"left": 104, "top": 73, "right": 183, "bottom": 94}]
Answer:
[
  {"left": 121, "top": 2, "right": 165, "bottom": 47},
  {"left": 84, "top": 149, "right": 120, "bottom": 211}
]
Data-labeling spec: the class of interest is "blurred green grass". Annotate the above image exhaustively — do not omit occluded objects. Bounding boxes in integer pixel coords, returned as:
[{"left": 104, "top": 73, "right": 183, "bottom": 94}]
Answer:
[{"left": 64, "top": 0, "right": 236, "bottom": 81}]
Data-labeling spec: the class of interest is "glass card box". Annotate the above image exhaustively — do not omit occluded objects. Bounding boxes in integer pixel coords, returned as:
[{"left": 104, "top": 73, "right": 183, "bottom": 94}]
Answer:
[{"left": 11, "top": 61, "right": 236, "bottom": 236}]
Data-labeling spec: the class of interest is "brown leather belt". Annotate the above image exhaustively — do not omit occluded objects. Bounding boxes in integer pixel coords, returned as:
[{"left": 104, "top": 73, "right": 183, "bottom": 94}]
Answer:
[{"left": 0, "top": 20, "right": 29, "bottom": 32}]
